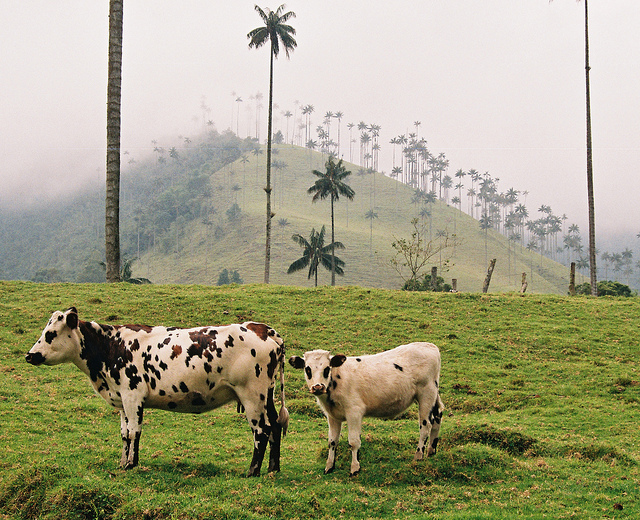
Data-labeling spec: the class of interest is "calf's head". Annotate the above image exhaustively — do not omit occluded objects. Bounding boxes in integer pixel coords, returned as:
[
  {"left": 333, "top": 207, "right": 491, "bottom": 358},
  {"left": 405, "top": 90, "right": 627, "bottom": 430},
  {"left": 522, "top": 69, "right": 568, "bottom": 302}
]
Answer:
[
  {"left": 289, "top": 350, "right": 346, "bottom": 396},
  {"left": 26, "top": 307, "right": 80, "bottom": 366}
]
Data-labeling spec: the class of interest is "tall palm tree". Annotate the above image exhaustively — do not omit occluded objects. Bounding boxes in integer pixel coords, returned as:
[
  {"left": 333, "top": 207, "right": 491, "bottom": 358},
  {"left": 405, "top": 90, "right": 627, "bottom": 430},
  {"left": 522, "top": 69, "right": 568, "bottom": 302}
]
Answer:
[
  {"left": 105, "top": 0, "right": 123, "bottom": 283},
  {"left": 248, "top": 4, "right": 297, "bottom": 284},
  {"left": 583, "top": 0, "right": 597, "bottom": 295},
  {"left": 288, "top": 226, "right": 345, "bottom": 286},
  {"left": 308, "top": 157, "right": 355, "bottom": 286}
]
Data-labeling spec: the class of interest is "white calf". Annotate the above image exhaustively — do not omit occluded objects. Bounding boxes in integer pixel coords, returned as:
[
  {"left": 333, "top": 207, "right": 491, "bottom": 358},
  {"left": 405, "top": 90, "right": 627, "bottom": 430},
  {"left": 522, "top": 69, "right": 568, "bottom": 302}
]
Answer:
[{"left": 289, "top": 342, "right": 443, "bottom": 475}]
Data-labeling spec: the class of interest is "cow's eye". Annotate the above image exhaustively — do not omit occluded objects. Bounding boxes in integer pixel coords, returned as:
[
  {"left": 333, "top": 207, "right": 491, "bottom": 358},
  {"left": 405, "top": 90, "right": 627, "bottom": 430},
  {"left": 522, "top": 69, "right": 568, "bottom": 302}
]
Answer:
[
  {"left": 305, "top": 366, "right": 312, "bottom": 379},
  {"left": 323, "top": 366, "right": 330, "bottom": 379}
]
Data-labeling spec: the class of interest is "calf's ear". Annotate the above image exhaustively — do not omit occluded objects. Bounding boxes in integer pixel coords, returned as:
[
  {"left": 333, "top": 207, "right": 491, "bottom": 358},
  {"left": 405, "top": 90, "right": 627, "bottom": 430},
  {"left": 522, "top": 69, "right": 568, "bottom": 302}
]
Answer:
[
  {"left": 289, "top": 356, "right": 305, "bottom": 369},
  {"left": 65, "top": 308, "right": 79, "bottom": 330},
  {"left": 330, "top": 354, "right": 347, "bottom": 368}
]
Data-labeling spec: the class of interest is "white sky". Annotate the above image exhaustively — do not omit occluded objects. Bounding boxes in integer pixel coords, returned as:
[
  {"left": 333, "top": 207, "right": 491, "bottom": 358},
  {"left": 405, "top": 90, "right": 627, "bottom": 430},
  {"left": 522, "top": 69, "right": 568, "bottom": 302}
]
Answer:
[{"left": 1, "top": 0, "right": 639, "bottom": 238}]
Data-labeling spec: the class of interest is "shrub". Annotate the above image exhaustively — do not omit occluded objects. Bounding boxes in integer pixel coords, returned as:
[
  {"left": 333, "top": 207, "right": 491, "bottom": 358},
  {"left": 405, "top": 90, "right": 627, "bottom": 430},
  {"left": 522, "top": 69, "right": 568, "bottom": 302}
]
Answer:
[{"left": 575, "top": 280, "right": 634, "bottom": 297}]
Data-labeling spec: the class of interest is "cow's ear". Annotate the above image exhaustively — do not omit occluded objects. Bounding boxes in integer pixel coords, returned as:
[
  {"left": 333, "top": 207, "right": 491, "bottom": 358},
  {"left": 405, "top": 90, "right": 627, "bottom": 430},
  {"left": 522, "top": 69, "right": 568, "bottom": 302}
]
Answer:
[
  {"left": 330, "top": 354, "right": 346, "bottom": 368},
  {"left": 289, "top": 356, "right": 305, "bottom": 369},
  {"left": 65, "top": 308, "right": 78, "bottom": 330}
]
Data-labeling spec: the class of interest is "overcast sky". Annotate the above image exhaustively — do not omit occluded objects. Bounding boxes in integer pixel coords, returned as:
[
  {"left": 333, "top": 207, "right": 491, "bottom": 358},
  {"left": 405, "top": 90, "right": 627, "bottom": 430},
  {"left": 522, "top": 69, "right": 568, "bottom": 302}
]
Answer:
[{"left": 1, "top": 1, "right": 639, "bottom": 238}]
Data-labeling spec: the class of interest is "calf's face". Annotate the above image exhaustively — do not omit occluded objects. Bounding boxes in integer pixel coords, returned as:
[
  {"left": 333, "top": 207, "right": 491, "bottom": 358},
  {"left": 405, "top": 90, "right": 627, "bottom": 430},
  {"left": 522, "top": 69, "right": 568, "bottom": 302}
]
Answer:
[
  {"left": 26, "top": 307, "right": 79, "bottom": 366},
  {"left": 289, "top": 350, "right": 346, "bottom": 396}
]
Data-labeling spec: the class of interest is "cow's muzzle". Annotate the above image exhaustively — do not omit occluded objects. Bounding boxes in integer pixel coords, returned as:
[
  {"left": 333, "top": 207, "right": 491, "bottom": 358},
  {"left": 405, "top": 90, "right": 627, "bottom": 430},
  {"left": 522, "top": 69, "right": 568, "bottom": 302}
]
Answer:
[
  {"left": 25, "top": 352, "right": 45, "bottom": 365},
  {"left": 311, "top": 384, "right": 326, "bottom": 396}
]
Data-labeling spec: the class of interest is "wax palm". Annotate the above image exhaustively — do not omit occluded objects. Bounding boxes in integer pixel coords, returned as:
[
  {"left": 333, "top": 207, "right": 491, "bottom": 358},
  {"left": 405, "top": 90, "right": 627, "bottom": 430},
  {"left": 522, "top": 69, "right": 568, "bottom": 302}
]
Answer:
[
  {"left": 105, "top": 0, "right": 124, "bottom": 282},
  {"left": 248, "top": 4, "right": 297, "bottom": 284},
  {"left": 287, "top": 226, "right": 345, "bottom": 287},
  {"left": 308, "top": 157, "right": 355, "bottom": 286}
]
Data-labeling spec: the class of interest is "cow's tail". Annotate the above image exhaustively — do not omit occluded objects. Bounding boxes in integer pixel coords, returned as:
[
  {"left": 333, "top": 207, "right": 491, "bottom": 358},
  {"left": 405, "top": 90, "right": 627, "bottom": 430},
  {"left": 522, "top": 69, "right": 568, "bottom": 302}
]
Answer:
[{"left": 277, "top": 342, "right": 289, "bottom": 437}]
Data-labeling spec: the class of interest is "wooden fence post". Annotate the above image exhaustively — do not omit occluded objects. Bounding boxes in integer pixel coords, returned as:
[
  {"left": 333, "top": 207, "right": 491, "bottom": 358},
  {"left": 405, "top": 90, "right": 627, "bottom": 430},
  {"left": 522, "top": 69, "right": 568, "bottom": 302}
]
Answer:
[
  {"left": 482, "top": 259, "right": 497, "bottom": 293},
  {"left": 452, "top": 279, "right": 458, "bottom": 293}
]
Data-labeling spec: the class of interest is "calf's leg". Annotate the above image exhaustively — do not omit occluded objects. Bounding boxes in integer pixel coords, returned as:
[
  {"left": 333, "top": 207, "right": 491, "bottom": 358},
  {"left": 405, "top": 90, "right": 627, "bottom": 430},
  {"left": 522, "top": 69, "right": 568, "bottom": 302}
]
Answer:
[
  {"left": 324, "top": 415, "right": 343, "bottom": 474},
  {"left": 415, "top": 385, "right": 441, "bottom": 460},
  {"left": 346, "top": 414, "right": 363, "bottom": 476}
]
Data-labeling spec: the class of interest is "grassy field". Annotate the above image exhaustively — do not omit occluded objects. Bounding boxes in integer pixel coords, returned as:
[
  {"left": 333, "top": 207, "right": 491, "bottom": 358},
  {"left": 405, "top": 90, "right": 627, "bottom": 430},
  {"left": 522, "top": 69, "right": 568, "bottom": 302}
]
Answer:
[{"left": 1, "top": 281, "right": 638, "bottom": 519}]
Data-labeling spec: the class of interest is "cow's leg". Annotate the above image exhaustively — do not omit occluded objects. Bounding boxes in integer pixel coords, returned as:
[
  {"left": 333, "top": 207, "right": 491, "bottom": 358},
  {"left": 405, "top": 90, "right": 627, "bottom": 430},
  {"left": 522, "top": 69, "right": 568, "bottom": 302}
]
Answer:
[
  {"left": 324, "top": 415, "right": 342, "bottom": 474},
  {"left": 120, "top": 400, "right": 144, "bottom": 469},
  {"left": 241, "top": 395, "right": 270, "bottom": 477},
  {"left": 346, "top": 414, "right": 363, "bottom": 476},
  {"left": 265, "top": 387, "right": 283, "bottom": 473}
]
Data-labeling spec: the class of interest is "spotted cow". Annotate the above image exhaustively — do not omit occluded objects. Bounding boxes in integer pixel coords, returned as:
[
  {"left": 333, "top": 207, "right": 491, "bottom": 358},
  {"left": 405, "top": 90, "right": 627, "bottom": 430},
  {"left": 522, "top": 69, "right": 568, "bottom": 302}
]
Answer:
[
  {"left": 26, "top": 307, "right": 289, "bottom": 476},
  {"left": 289, "top": 343, "right": 443, "bottom": 476}
]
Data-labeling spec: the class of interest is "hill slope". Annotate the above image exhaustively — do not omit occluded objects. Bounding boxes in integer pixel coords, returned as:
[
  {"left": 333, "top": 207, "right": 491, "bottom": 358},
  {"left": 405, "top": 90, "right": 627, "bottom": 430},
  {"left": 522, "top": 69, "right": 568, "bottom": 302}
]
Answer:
[{"left": 134, "top": 142, "right": 578, "bottom": 293}]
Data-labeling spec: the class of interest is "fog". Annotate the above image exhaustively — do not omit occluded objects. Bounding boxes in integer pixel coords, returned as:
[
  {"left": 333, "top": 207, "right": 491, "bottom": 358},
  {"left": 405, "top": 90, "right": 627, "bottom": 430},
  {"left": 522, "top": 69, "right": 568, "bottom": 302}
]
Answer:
[{"left": 1, "top": 0, "right": 639, "bottom": 238}]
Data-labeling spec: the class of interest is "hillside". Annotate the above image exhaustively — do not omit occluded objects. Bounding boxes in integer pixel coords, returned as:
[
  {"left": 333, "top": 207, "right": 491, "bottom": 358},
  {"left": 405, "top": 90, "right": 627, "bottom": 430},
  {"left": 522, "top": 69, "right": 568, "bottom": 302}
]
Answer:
[
  {"left": 132, "top": 141, "right": 580, "bottom": 293},
  {"left": 0, "top": 128, "right": 581, "bottom": 292}
]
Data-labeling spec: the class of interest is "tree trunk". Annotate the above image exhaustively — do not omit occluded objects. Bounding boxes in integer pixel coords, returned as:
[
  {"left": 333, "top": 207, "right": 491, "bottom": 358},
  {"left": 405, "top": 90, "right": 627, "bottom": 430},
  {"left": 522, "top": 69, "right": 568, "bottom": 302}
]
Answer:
[
  {"left": 105, "top": 0, "right": 123, "bottom": 283},
  {"left": 569, "top": 262, "right": 576, "bottom": 296},
  {"left": 263, "top": 45, "right": 274, "bottom": 284},
  {"left": 520, "top": 272, "right": 528, "bottom": 294},
  {"left": 584, "top": 0, "right": 597, "bottom": 296},
  {"left": 451, "top": 279, "right": 457, "bottom": 293},
  {"left": 482, "top": 258, "right": 496, "bottom": 294},
  {"left": 330, "top": 196, "right": 335, "bottom": 286},
  {"left": 430, "top": 266, "right": 438, "bottom": 291}
]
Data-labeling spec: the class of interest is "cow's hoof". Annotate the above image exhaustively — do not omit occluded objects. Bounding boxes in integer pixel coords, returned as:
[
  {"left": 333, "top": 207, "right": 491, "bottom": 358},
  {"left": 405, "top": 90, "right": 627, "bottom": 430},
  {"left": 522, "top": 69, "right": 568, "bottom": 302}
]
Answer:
[
  {"left": 349, "top": 469, "right": 360, "bottom": 477},
  {"left": 324, "top": 466, "right": 335, "bottom": 475}
]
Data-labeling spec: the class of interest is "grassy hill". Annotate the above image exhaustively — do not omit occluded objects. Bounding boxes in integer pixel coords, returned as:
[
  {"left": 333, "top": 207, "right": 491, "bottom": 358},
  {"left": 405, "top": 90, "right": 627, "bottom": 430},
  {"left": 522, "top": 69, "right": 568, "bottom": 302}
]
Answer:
[
  {"left": 133, "top": 141, "right": 581, "bottom": 293},
  {"left": 1, "top": 282, "right": 638, "bottom": 518}
]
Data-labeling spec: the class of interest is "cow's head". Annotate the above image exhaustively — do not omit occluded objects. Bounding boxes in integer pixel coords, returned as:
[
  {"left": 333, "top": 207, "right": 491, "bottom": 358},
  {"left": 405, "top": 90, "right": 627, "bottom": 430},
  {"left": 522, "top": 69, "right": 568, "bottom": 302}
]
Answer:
[
  {"left": 289, "top": 350, "right": 346, "bottom": 396},
  {"left": 26, "top": 307, "right": 80, "bottom": 366}
]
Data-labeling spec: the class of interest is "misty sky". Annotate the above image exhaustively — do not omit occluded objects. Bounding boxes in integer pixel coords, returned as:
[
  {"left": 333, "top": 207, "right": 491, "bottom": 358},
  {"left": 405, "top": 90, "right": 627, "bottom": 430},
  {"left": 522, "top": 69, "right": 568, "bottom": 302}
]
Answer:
[{"left": 1, "top": 1, "right": 639, "bottom": 238}]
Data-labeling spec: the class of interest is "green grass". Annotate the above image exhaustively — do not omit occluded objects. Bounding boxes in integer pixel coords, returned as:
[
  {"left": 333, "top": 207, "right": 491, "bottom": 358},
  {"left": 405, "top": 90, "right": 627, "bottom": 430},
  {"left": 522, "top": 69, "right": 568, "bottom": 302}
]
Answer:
[
  {"left": 1, "top": 281, "right": 638, "bottom": 519},
  {"left": 133, "top": 144, "right": 581, "bottom": 293}
]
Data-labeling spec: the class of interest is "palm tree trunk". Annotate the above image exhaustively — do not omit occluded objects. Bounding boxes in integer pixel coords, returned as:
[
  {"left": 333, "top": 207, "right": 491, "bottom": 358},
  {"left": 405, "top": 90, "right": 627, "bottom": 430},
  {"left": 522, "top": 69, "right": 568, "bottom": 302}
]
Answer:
[
  {"left": 105, "top": 0, "right": 123, "bottom": 283},
  {"left": 331, "top": 195, "right": 335, "bottom": 286},
  {"left": 264, "top": 45, "right": 275, "bottom": 284},
  {"left": 584, "top": 0, "right": 597, "bottom": 295}
]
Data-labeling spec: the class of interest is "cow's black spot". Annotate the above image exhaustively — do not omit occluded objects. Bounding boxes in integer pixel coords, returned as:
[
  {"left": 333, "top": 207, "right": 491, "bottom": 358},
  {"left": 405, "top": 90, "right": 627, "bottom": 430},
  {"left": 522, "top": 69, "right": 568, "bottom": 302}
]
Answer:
[
  {"left": 422, "top": 419, "right": 428, "bottom": 427},
  {"left": 136, "top": 405, "right": 144, "bottom": 423},
  {"left": 255, "top": 363, "right": 261, "bottom": 378},
  {"left": 260, "top": 394, "right": 265, "bottom": 402},
  {"left": 159, "top": 361, "right": 168, "bottom": 371},
  {"left": 394, "top": 363, "right": 404, "bottom": 371},
  {"left": 305, "top": 366, "right": 312, "bottom": 379},
  {"left": 150, "top": 377, "right": 156, "bottom": 390},
  {"left": 45, "top": 330, "right": 57, "bottom": 344},
  {"left": 204, "top": 363, "right": 212, "bottom": 373},
  {"left": 209, "top": 381, "right": 216, "bottom": 390},
  {"left": 217, "top": 366, "right": 223, "bottom": 373},
  {"left": 168, "top": 402, "right": 177, "bottom": 409},
  {"left": 356, "top": 358, "right": 362, "bottom": 362},
  {"left": 267, "top": 350, "right": 278, "bottom": 379},
  {"left": 179, "top": 382, "right": 189, "bottom": 393},
  {"left": 172, "top": 385, "right": 178, "bottom": 393},
  {"left": 251, "top": 348, "right": 256, "bottom": 357},
  {"left": 323, "top": 366, "right": 330, "bottom": 379},
  {"left": 225, "top": 335, "right": 234, "bottom": 348},
  {"left": 159, "top": 389, "right": 166, "bottom": 396},
  {"left": 192, "top": 394, "right": 206, "bottom": 406},
  {"left": 429, "top": 402, "right": 442, "bottom": 425},
  {"left": 125, "top": 364, "right": 142, "bottom": 390}
]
